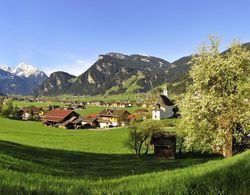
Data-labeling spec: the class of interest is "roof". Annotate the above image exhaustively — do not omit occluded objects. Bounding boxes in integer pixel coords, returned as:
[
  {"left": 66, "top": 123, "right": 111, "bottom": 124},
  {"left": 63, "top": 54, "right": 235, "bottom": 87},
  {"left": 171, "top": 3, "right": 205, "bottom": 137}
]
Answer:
[
  {"left": 43, "top": 109, "right": 79, "bottom": 123},
  {"left": 71, "top": 118, "right": 83, "bottom": 124},
  {"left": 82, "top": 116, "right": 97, "bottom": 123},
  {"left": 98, "top": 109, "right": 130, "bottom": 118},
  {"left": 128, "top": 114, "right": 135, "bottom": 119},
  {"left": 19, "top": 106, "right": 43, "bottom": 114},
  {"left": 155, "top": 95, "right": 173, "bottom": 106},
  {"left": 150, "top": 132, "right": 176, "bottom": 145},
  {"left": 86, "top": 113, "right": 97, "bottom": 118},
  {"left": 134, "top": 108, "right": 149, "bottom": 113},
  {"left": 59, "top": 116, "right": 77, "bottom": 126}
]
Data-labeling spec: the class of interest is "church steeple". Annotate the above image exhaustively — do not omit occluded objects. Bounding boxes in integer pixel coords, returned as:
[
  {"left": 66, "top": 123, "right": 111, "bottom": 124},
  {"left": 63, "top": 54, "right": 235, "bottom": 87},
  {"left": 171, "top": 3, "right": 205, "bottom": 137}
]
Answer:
[{"left": 163, "top": 86, "right": 168, "bottom": 97}]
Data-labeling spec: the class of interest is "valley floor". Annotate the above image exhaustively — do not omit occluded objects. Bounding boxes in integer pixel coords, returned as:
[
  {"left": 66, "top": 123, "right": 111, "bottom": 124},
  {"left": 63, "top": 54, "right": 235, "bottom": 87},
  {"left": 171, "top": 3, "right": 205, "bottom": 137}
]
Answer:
[{"left": 0, "top": 117, "right": 249, "bottom": 194}]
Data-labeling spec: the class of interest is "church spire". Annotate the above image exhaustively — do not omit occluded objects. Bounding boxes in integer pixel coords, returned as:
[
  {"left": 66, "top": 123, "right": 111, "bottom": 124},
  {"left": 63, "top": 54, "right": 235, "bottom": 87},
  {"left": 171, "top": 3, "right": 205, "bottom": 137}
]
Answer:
[{"left": 163, "top": 86, "right": 168, "bottom": 97}]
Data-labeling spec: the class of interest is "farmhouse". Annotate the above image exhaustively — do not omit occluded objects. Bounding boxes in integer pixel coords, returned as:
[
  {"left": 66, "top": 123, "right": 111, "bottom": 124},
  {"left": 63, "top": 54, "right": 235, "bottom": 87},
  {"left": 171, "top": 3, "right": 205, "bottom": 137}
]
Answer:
[
  {"left": 98, "top": 108, "right": 131, "bottom": 128},
  {"left": 82, "top": 114, "right": 99, "bottom": 128},
  {"left": 150, "top": 132, "right": 176, "bottom": 159},
  {"left": 152, "top": 88, "right": 174, "bottom": 120},
  {"left": 17, "top": 106, "right": 44, "bottom": 121},
  {"left": 42, "top": 109, "right": 80, "bottom": 129}
]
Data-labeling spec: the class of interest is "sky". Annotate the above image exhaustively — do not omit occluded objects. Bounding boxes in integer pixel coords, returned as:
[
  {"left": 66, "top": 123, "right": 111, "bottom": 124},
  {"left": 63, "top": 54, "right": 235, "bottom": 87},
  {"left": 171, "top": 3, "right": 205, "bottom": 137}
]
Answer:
[{"left": 0, "top": 0, "right": 250, "bottom": 76}]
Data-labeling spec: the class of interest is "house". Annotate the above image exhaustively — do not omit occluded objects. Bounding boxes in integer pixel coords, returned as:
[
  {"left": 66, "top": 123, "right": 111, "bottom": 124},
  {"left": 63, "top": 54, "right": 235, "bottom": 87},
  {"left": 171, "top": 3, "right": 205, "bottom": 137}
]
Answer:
[
  {"left": 152, "top": 88, "right": 174, "bottom": 120},
  {"left": 102, "top": 102, "right": 111, "bottom": 107},
  {"left": 64, "top": 103, "right": 85, "bottom": 110},
  {"left": 88, "top": 101, "right": 105, "bottom": 106},
  {"left": 17, "top": 106, "right": 44, "bottom": 120},
  {"left": 97, "top": 108, "right": 131, "bottom": 128},
  {"left": 81, "top": 114, "right": 99, "bottom": 128},
  {"left": 150, "top": 132, "right": 176, "bottom": 159},
  {"left": 134, "top": 108, "right": 149, "bottom": 120},
  {"left": 42, "top": 109, "right": 80, "bottom": 129}
]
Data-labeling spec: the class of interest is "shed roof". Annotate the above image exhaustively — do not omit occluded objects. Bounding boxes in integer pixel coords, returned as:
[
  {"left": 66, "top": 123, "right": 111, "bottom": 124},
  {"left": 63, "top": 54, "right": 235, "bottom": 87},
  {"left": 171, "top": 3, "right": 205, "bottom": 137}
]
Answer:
[
  {"left": 43, "top": 109, "right": 79, "bottom": 123},
  {"left": 98, "top": 109, "right": 130, "bottom": 118}
]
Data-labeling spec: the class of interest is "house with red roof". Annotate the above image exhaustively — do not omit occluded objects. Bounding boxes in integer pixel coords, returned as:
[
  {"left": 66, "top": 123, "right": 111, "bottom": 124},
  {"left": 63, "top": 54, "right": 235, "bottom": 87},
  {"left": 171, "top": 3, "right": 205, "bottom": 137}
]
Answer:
[{"left": 42, "top": 109, "right": 81, "bottom": 129}]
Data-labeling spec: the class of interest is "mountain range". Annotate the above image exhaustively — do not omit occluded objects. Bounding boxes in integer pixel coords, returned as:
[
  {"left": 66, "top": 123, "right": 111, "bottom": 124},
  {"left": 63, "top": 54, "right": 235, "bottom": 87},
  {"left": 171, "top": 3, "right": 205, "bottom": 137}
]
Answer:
[
  {"left": 1, "top": 42, "right": 249, "bottom": 96},
  {"left": 0, "top": 63, "right": 47, "bottom": 95},
  {"left": 34, "top": 53, "right": 189, "bottom": 96}
]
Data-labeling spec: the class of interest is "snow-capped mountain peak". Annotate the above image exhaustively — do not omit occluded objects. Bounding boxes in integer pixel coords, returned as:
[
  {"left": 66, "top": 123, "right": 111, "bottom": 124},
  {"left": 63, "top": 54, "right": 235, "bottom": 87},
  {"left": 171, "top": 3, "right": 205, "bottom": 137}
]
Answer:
[
  {"left": 0, "top": 65, "right": 13, "bottom": 72},
  {"left": 12, "top": 63, "right": 40, "bottom": 77}
]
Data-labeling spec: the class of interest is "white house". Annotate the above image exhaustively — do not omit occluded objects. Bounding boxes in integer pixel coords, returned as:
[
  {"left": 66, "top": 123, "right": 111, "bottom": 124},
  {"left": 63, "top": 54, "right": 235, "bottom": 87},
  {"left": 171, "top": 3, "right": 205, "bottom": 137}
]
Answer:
[{"left": 152, "top": 88, "right": 174, "bottom": 120}]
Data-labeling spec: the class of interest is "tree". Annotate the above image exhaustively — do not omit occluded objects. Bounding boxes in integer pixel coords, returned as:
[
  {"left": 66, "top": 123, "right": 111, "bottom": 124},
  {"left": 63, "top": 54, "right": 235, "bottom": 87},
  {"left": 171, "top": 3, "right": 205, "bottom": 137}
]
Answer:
[
  {"left": 180, "top": 36, "right": 250, "bottom": 157},
  {"left": 126, "top": 120, "right": 163, "bottom": 157},
  {"left": 1, "top": 98, "right": 14, "bottom": 117}
]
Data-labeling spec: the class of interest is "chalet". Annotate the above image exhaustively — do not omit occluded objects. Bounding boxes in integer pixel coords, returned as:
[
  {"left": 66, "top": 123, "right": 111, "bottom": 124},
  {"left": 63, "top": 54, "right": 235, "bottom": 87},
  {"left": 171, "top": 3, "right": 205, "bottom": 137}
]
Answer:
[
  {"left": 152, "top": 88, "right": 174, "bottom": 120},
  {"left": 81, "top": 114, "right": 99, "bottom": 128},
  {"left": 42, "top": 109, "right": 80, "bottom": 129},
  {"left": 98, "top": 109, "right": 131, "bottom": 128},
  {"left": 150, "top": 132, "right": 176, "bottom": 159},
  {"left": 17, "top": 106, "right": 44, "bottom": 121},
  {"left": 63, "top": 103, "right": 85, "bottom": 110}
]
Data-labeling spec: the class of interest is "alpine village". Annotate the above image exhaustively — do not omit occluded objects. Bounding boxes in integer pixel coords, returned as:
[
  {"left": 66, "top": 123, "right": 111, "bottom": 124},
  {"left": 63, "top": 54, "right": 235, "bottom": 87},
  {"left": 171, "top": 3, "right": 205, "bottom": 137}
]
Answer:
[{"left": 0, "top": 1, "right": 249, "bottom": 195}]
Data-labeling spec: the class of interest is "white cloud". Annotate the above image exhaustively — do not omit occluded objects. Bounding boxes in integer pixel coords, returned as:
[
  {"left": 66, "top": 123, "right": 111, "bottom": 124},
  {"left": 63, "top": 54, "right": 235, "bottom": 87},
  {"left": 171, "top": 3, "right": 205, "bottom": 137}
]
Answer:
[
  {"left": 44, "top": 59, "right": 94, "bottom": 77},
  {"left": 76, "top": 60, "right": 85, "bottom": 64}
]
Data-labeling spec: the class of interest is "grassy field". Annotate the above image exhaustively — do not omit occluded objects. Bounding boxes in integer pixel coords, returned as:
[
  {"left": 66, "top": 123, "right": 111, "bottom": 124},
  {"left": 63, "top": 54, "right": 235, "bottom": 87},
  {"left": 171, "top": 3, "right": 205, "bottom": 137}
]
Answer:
[
  {"left": 13, "top": 100, "right": 142, "bottom": 116},
  {"left": 0, "top": 117, "right": 249, "bottom": 194},
  {"left": 13, "top": 100, "right": 64, "bottom": 107},
  {"left": 76, "top": 105, "right": 142, "bottom": 116}
]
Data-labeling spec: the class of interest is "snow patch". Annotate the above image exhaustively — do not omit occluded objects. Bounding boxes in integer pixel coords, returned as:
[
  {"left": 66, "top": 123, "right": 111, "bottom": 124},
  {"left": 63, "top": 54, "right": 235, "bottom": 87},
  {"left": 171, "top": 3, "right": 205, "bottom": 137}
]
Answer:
[
  {"left": 0, "top": 65, "right": 12, "bottom": 72},
  {"left": 158, "top": 61, "right": 163, "bottom": 67},
  {"left": 87, "top": 72, "right": 96, "bottom": 84},
  {"left": 141, "top": 58, "right": 150, "bottom": 63}
]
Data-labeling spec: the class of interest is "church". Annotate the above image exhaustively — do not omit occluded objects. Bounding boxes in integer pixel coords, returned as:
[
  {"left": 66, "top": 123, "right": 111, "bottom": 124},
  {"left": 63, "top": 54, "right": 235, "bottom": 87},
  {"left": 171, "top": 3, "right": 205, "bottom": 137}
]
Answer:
[{"left": 152, "top": 88, "right": 174, "bottom": 120}]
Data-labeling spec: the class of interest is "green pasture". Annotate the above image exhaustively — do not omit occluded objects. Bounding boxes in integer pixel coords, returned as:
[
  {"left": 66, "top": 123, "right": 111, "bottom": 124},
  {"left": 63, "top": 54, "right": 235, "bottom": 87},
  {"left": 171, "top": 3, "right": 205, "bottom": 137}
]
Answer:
[
  {"left": 13, "top": 101, "right": 64, "bottom": 107},
  {"left": 0, "top": 117, "right": 249, "bottom": 194}
]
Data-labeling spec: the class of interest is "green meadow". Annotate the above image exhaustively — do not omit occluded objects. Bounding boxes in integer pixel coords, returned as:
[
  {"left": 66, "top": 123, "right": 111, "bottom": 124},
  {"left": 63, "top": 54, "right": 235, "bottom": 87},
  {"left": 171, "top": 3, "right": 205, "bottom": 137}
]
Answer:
[
  {"left": 13, "top": 99, "right": 142, "bottom": 116},
  {"left": 13, "top": 100, "right": 64, "bottom": 107},
  {"left": 0, "top": 117, "right": 249, "bottom": 194}
]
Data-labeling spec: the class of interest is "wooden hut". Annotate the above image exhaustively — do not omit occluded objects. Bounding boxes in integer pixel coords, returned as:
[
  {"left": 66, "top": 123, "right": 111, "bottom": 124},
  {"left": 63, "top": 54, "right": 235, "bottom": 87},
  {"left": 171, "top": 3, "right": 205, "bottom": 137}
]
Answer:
[{"left": 150, "top": 132, "right": 176, "bottom": 159}]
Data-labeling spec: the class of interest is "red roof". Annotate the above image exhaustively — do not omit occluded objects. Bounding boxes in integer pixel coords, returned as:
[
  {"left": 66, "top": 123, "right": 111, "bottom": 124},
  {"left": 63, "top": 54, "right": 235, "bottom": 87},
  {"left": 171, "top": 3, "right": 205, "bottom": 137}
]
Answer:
[
  {"left": 43, "top": 109, "right": 75, "bottom": 123},
  {"left": 86, "top": 113, "right": 97, "bottom": 118},
  {"left": 128, "top": 114, "right": 135, "bottom": 119}
]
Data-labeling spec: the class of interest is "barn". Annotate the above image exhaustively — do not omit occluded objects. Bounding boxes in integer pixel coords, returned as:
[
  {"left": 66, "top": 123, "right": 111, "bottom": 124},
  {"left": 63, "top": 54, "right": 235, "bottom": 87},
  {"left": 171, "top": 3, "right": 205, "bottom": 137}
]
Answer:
[{"left": 42, "top": 109, "right": 80, "bottom": 129}]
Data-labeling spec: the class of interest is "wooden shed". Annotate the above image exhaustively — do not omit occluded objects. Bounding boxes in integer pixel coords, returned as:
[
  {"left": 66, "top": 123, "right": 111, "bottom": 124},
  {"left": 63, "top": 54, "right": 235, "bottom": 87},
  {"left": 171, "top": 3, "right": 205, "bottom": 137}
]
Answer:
[{"left": 150, "top": 132, "right": 176, "bottom": 159}]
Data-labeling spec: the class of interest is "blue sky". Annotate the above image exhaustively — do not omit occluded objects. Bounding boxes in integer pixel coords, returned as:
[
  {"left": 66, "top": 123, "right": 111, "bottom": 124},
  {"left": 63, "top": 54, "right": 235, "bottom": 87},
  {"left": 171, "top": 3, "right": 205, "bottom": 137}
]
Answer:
[{"left": 0, "top": 0, "right": 250, "bottom": 76}]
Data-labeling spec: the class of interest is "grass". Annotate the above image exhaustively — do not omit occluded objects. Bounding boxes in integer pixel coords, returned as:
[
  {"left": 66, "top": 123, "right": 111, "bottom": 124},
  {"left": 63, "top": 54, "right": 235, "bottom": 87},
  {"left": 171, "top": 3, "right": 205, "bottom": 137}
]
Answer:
[
  {"left": 13, "top": 100, "right": 64, "bottom": 107},
  {"left": 0, "top": 116, "right": 249, "bottom": 194},
  {"left": 13, "top": 100, "right": 141, "bottom": 117},
  {"left": 76, "top": 105, "right": 141, "bottom": 116},
  {"left": 0, "top": 117, "right": 129, "bottom": 153}
]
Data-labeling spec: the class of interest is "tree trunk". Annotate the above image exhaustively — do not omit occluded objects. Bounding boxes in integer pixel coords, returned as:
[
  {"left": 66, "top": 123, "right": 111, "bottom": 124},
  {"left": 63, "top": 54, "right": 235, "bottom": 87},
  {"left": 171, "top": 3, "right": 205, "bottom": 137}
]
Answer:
[
  {"left": 222, "top": 131, "right": 233, "bottom": 157},
  {"left": 178, "top": 144, "right": 182, "bottom": 155},
  {"left": 138, "top": 143, "right": 142, "bottom": 157},
  {"left": 144, "top": 145, "right": 149, "bottom": 155}
]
